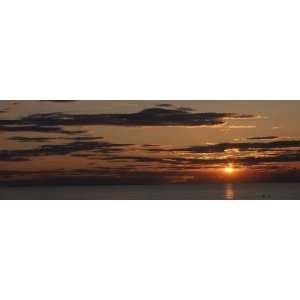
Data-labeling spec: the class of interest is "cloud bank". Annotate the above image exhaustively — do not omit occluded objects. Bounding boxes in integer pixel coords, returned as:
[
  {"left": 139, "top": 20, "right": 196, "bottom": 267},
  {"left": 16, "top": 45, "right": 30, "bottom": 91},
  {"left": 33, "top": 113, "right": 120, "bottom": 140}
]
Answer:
[{"left": 0, "top": 107, "right": 256, "bottom": 131}]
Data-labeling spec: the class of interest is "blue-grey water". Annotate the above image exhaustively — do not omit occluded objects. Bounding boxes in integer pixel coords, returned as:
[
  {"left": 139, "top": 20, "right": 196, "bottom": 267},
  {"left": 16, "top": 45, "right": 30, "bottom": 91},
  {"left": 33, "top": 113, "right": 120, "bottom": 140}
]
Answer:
[{"left": 1, "top": 183, "right": 300, "bottom": 200}]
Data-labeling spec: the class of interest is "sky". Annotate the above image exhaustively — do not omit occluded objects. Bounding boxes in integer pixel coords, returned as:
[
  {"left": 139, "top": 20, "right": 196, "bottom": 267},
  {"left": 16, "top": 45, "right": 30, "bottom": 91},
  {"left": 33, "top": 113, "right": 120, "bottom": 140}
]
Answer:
[{"left": 1, "top": 100, "right": 300, "bottom": 185}]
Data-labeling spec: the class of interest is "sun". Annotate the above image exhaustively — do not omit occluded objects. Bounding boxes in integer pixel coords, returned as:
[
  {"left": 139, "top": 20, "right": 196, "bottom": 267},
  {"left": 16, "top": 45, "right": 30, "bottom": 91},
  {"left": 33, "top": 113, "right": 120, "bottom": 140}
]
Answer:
[{"left": 224, "top": 165, "right": 234, "bottom": 174}]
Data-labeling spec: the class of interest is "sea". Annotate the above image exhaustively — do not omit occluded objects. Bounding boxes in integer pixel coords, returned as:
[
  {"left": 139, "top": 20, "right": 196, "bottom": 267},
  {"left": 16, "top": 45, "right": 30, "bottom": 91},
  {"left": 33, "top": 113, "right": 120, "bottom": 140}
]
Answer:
[{"left": 1, "top": 183, "right": 300, "bottom": 200}]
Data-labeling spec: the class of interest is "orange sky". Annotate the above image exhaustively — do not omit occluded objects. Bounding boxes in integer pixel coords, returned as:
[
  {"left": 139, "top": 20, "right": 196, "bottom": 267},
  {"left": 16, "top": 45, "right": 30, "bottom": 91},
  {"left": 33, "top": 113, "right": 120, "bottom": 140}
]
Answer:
[{"left": 1, "top": 100, "right": 300, "bottom": 185}]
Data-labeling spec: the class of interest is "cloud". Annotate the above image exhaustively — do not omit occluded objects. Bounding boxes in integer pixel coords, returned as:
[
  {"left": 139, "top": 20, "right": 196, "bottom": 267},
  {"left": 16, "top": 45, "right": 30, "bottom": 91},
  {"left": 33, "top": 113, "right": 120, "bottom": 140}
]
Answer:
[
  {"left": 169, "top": 139, "right": 300, "bottom": 154},
  {"left": 156, "top": 103, "right": 173, "bottom": 108},
  {"left": 4, "top": 135, "right": 300, "bottom": 170},
  {"left": 104, "top": 155, "right": 170, "bottom": 163},
  {"left": 2, "top": 138, "right": 300, "bottom": 186},
  {"left": 142, "top": 144, "right": 162, "bottom": 147},
  {"left": 127, "top": 139, "right": 300, "bottom": 167},
  {"left": 0, "top": 141, "right": 132, "bottom": 161},
  {"left": 9, "top": 137, "right": 53, "bottom": 143},
  {"left": 235, "top": 152, "right": 300, "bottom": 165},
  {"left": 0, "top": 125, "right": 85, "bottom": 134},
  {"left": 0, "top": 107, "right": 257, "bottom": 128},
  {"left": 9, "top": 136, "right": 104, "bottom": 143}
]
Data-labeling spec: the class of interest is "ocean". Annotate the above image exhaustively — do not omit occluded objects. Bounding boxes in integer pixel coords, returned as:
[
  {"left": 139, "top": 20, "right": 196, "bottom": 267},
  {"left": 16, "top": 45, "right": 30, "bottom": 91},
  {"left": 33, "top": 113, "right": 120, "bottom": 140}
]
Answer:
[{"left": 1, "top": 183, "right": 300, "bottom": 200}]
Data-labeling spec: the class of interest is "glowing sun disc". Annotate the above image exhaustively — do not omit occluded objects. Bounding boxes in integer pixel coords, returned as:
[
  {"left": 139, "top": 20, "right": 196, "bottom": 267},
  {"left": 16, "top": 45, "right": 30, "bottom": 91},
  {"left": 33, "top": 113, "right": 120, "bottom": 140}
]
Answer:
[{"left": 224, "top": 166, "right": 234, "bottom": 174}]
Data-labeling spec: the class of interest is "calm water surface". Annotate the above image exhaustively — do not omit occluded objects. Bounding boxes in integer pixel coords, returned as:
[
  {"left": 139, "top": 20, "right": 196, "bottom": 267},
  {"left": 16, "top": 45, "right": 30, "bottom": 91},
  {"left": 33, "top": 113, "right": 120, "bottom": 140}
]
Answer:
[{"left": 1, "top": 183, "right": 300, "bottom": 200}]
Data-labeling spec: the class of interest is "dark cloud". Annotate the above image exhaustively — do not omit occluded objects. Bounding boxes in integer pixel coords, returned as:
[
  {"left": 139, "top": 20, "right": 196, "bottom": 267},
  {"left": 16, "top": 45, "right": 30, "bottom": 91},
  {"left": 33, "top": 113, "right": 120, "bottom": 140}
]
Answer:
[
  {"left": 4, "top": 135, "right": 300, "bottom": 169},
  {"left": 156, "top": 104, "right": 173, "bottom": 107},
  {"left": 0, "top": 125, "right": 85, "bottom": 135},
  {"left": 105, "top": 155, "right": 169, "bottom": 163},
  {"left": 235, "top": 152, "right": 300, "bottom": 165},
  {"left": 0, "top": 107, "right": 256, "bottom": 128},
  {"left": 9, "top": 136, "right": 103, "bottom": 143},
  {"left": 170, "top": 140, "right": 300, "bottom": 153},
  {"left": 9, "top": 137, "right": 53, "bottom": 143},
  {"left": 0, "top": 141, "right": 132, "bottom": 161},
  {"left": 142, "top": 144, "right": 161, "bottom": 147}
]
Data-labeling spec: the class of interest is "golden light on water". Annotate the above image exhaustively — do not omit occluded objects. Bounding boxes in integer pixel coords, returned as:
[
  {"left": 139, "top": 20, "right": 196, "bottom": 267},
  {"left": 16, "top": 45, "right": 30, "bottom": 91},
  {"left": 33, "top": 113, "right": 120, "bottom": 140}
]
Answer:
[{"left": 224, "top": 183, "right": 235, "bottom": 200}]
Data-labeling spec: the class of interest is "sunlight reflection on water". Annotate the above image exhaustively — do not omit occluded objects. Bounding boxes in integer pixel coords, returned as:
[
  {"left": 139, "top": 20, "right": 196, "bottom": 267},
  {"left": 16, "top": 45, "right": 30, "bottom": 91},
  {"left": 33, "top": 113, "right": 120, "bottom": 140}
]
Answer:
[{"left": 224, "top": 183, "right": 235, "bottom": 200}]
